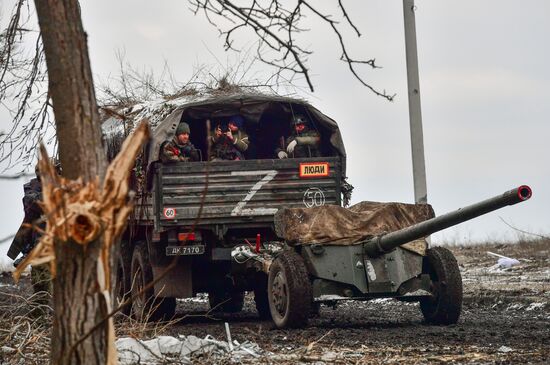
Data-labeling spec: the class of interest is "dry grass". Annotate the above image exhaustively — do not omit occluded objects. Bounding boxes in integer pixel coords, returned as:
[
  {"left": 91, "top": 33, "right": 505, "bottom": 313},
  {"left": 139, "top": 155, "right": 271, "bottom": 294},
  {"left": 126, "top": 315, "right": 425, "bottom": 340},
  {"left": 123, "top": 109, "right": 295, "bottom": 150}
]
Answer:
[{"left": 0, "top": 289, "right": 52, "bottom": 365}]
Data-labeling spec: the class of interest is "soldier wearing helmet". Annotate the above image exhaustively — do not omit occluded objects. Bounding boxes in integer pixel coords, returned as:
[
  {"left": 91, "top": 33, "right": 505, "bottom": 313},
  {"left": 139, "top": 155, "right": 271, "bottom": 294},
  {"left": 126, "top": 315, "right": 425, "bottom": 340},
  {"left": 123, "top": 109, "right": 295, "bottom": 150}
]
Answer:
[
  {"left": 160, "top": 122, "right": 200, "bottom": 163},
  {"left": 276, "top": 114, "right": 321, "bottom": 159}
]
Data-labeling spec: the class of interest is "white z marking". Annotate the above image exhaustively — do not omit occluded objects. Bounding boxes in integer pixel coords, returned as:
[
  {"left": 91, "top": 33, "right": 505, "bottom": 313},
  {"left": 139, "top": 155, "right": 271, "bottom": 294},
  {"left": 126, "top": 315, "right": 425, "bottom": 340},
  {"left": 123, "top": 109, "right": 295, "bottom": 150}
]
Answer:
[{"left": 230, "top": 170, "right": 278, "bottom": 216}]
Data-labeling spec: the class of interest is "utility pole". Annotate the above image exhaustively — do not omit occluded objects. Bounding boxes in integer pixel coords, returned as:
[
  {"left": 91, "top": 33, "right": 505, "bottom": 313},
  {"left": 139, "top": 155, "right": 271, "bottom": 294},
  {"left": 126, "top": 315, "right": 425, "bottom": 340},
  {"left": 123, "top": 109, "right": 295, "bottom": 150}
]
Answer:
[{"left": 403, "top": 0, "right": 428, "bottom": 204}]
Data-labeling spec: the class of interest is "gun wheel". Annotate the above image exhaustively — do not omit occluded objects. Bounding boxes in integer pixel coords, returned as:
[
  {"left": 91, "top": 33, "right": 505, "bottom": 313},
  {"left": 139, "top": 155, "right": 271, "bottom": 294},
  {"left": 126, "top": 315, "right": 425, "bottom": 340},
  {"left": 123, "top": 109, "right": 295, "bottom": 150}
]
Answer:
[
  {"left": 420, "top": 247, "right": 463, "bottom": 325},
  {"left": 268, "top": 250, "right": 311, "bottom": 328}
]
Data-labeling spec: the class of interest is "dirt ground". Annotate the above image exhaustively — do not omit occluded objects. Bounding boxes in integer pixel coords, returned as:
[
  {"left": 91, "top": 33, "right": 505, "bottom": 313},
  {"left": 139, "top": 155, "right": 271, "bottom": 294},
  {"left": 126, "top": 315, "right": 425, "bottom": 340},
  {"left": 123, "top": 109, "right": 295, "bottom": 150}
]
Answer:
[{"left": 1, "top": 240, "right": 549, "bottom": 364}]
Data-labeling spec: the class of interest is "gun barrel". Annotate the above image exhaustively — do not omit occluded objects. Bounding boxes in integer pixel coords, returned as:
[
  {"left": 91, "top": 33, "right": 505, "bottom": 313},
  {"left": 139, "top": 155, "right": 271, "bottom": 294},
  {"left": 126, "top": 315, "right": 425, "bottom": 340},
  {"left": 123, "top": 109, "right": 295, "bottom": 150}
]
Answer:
[{"left": 364, "top": 185, "right": 532, "bottom": 257}]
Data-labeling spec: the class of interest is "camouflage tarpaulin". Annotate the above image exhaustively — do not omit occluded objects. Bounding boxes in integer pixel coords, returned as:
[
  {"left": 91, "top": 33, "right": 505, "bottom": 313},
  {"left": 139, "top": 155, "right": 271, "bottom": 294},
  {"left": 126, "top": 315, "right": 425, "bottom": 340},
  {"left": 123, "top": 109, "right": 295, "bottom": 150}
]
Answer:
[{"left": 274, "top": 201, "right": 435, "bottom": 246}]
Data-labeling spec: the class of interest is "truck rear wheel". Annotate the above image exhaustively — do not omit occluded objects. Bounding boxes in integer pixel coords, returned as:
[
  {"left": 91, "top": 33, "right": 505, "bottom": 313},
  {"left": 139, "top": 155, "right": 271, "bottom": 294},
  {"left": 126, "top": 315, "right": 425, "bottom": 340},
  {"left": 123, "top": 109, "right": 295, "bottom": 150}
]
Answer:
[
  {"left": 420, "top": 247, "right": 463, "bottom": 325},
  {"left": 208, "top": 290, "right": 245, "bottom": 313},
  {"left": 254, "top": 273, "right": 271, "bottom": 320},
  {"left": 268, "top": 250, "right": 311, "bottom": 328},
  {"left": 131, "top": 243, "right": 176, "bottom": 321},
  {"left": 115, "top": 246, "right": 132, "bottom": 316}
]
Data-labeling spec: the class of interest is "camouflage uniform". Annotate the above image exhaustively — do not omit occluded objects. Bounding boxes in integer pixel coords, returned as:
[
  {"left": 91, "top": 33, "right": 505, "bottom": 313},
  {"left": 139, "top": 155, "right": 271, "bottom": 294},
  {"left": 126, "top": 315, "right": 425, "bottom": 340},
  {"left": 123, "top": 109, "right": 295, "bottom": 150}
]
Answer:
[
  {"left": 160, "top": 137, "right": 200, "bottom": 163},
  {"left": 8, "top": 176, "right": 51, "bottom": 312},
  {"left": 277, "top": 128, "right": 322, "bottom": 158},
  {"left": 210, "top": 129, "right": 249, "bottom": 161},
  {"left": 8, "top": 178, "right": 43, "bottom": 260}
]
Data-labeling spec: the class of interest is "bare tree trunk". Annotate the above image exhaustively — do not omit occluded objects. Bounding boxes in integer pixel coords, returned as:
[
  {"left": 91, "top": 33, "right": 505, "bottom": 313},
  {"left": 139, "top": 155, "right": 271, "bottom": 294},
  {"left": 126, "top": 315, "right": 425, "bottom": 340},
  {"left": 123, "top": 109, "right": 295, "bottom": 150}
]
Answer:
[
  {"left": 34, "top": 0, "right": 106, "bottom": 182},
  {"left": 50, "top": 240, "right": 111, "bottom": 364},
  {"left": 33, "top": 1, "right": 109, "bottom": 363}
]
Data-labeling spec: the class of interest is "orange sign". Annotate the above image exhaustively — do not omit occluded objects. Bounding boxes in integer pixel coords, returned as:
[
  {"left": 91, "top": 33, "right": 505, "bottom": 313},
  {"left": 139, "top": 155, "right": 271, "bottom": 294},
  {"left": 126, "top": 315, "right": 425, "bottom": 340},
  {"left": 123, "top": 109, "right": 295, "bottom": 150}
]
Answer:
[{"left": 299, "top": 162, "right": 329, "bottom": 178}]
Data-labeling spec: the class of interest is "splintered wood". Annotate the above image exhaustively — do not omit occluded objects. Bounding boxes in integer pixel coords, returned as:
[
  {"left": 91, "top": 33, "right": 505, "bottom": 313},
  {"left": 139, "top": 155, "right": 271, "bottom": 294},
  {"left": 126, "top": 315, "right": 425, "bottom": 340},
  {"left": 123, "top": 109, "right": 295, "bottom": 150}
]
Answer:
[{"left": 13, "top": 121, "right": 150, "bottom": 282}]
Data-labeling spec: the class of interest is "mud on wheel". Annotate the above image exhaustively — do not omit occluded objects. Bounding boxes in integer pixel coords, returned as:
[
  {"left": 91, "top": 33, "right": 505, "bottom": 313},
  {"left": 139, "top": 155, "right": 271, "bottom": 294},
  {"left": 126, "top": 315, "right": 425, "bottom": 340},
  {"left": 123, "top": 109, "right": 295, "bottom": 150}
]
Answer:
[
  {"left": 268, "top": 250, "right": 312, "bottom": 328},
  {"left": 420, "top": 246, "right": 463, "bottom": 325},
  {"left": 131, "top": 242, "right": 176, "bottom": 321}
]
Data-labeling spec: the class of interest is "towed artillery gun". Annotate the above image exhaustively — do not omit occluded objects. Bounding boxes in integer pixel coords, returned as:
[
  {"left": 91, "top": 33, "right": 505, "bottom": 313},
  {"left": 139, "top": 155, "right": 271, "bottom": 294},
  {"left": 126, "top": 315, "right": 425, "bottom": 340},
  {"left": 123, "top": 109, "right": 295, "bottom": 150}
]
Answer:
[{"left": 238, "top": 185, "right": 532, "bottom": 328}]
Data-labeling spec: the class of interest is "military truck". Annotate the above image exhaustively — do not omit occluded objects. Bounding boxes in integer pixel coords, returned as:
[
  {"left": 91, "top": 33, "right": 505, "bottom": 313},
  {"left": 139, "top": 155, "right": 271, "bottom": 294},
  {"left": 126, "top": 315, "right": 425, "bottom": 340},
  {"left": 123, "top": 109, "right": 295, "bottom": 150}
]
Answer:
[{"left": 108, "top": 94, "right": 352, "bottom": 320}]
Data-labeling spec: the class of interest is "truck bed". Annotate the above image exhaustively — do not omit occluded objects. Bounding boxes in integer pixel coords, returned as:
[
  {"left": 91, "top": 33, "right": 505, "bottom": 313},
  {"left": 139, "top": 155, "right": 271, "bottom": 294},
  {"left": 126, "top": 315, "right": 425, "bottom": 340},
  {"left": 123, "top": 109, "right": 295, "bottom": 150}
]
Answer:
[{"left": 151, "top": 157, "right": 342, "bottom": 229}]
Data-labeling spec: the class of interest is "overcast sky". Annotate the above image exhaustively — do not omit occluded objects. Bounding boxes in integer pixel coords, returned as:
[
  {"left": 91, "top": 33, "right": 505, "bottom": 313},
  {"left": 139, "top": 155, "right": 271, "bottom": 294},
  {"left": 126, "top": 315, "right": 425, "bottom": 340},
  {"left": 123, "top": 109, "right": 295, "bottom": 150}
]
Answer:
[{"left": 1, "top": 0, "right": 548, "bottom": 247}]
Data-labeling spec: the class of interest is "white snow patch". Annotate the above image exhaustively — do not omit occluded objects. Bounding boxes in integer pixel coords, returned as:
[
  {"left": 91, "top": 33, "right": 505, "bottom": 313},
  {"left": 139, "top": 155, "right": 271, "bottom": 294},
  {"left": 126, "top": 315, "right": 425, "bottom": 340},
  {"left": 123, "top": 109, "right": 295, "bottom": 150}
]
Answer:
[
  {"left": 117, "top": 333, "right": 266, "bottom": 364},
  {"left": 177, "top": 293, "right": 208, "bottom": 304},
  {"left": 370, "top": 298, "right": 393, "bottom": 305},
  {"left": 506, "top": 303, "right": 524, "bottom": 311},
  {"left": 498, "top": 345, "right": 514, "bottom": 353},
  {"left": 117, "top": 335, "right": 214, "bottom": 364},
  {"left": 318, "top": 295, "right": 347, "bottom": 301},
  {"left": 0, "top": 240, "right": 14, "bottom": 274},
  {"left": 496, "top": 257, "right": 520, "bottom": 268},
  {"left": 101, "top": 116, "right": 126, "bottom": 138},
  {"left": 526, "top": 302, "right": 545, "bottom": 311}
]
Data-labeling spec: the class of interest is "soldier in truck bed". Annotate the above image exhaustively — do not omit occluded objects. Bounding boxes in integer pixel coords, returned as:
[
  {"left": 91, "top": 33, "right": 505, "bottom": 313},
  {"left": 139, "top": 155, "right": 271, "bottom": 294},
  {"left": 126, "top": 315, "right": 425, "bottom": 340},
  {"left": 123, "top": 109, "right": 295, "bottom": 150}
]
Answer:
[
  {"left": 160, "top": 122, "right": 200, "bottom": 163},
  {"left": 276, "top": 114, "right": 321, "bottom": 159},
  {"left": 209, "top": 115, "right": 249, "bottom": 161}
]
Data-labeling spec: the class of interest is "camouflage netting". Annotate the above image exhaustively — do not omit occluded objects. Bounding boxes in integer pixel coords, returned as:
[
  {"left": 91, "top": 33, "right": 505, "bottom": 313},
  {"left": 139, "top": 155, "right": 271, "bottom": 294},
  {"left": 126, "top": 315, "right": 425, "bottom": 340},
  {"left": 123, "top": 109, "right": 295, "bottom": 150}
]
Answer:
[{"left": 274, "top": 201, "right": 435, "bottom": 246}]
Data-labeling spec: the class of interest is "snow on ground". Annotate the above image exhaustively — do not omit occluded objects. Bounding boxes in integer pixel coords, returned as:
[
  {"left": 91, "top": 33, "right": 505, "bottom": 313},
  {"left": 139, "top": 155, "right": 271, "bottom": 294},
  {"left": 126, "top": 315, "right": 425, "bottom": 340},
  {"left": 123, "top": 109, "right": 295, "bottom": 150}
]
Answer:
[
  {"left": 117, "top": 332, "right": 265, "bottom": 364},
  {"left": 0, "top": 240, "right": 14, "bottom": 274},
  {"left": 177, "top": 293, "right": 209, "bottom": 304}
]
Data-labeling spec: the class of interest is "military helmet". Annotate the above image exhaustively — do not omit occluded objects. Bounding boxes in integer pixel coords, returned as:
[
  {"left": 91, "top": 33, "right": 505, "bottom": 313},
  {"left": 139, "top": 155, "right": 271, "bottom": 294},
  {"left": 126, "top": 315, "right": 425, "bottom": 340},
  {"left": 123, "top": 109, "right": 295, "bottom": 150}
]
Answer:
[
  {"left": 292, "top": 114, "right": 309, "bottom": 126},
  {"left": 176, "top": 122, "right": 191, "bottom": 135}
]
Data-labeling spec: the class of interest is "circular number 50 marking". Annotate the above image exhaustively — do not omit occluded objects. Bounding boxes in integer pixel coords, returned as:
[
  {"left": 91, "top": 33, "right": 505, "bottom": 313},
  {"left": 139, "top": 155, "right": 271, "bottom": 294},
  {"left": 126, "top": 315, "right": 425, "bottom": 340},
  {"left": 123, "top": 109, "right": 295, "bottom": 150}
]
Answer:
[
  {"left": 163, "top": 207, "right": 177, "bottom": 219},
  {"left": 303, "top": 188, "right": 326, "bottom": 208}
]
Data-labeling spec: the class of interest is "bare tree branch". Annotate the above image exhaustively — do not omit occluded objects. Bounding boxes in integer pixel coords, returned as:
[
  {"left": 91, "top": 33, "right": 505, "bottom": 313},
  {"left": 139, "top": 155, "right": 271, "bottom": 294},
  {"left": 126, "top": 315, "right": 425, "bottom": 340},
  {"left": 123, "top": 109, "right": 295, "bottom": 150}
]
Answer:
[
  {"left": 188, "top": 0, "right": 394, "bottom": 100},
  {"left": 498, "top": 217, "right": 550, "bottom": 240},
  {"left": 0, "top": 0, "right": 51, "bottom": 170}
]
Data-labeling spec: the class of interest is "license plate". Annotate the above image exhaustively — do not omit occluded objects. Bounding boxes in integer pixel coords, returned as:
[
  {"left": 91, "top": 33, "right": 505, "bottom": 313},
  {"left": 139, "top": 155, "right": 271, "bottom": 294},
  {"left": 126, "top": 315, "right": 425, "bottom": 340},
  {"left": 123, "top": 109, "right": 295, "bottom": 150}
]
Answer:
[{"left": 166, "top": 245, "right": 205, "bottom": 256}]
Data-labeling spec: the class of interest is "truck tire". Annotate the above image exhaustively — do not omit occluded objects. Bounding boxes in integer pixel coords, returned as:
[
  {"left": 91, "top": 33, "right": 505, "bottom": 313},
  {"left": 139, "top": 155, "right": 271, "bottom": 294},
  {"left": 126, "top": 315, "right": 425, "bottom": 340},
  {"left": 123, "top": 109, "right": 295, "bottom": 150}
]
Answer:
[
  {"left": 420, "top": 247, "right": 463, "bottom": 325},
  {"left": 268, "top": 250, "right": 311, "bottom": 328},
  {"left": 253, "top": 274, "right": 271, "bottom": 320},
  {"left": 208, "top": 290, "right": 245, "bottom": 313},
  {"left": 131, "top": 243, "right": 176, "bottom": 321},
  {"left": 115, "top": 248, "right": 132, "bottom": 316}
]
